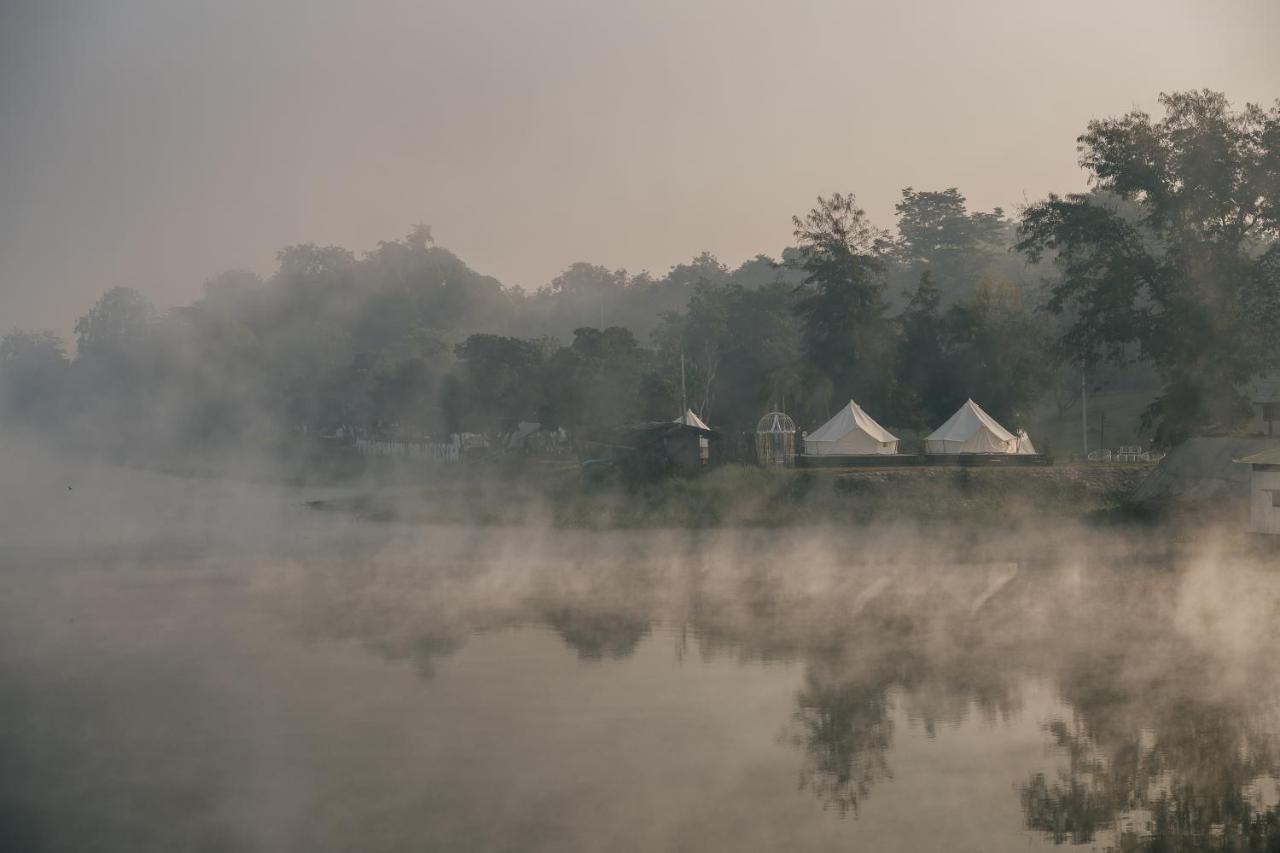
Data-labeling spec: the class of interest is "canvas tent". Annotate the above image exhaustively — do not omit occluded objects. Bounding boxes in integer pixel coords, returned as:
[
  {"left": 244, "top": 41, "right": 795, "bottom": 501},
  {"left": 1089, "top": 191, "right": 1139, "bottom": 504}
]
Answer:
[
  {"left": 675, "top": 409, "right": 710, "bottom": 430},
  {"left": 804, "top": 400, "right": 899, "bottom": 456},
  {"left": 925, "top": 399, "right": 1024, "bottom": 454}
]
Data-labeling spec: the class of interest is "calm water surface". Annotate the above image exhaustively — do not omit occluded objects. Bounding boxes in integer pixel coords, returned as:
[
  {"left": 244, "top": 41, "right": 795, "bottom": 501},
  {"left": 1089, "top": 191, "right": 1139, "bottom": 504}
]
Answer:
[{"left": 2, "top": 467, "right": 1278, "bottom": 852}]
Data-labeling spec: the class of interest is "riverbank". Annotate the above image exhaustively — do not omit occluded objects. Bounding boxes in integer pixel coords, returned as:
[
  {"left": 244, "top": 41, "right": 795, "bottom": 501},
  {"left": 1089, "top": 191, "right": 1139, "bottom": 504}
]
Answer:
[
  {"left": 307, "top": 461, "right": 1162, "bottom": 530},
  {"left": 2, "top": 429, "right": 1216, "bottom": 533}
]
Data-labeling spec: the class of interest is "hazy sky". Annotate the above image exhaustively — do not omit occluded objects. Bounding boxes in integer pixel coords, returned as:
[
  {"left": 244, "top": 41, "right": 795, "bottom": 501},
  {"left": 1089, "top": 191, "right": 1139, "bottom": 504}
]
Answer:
[{"left": 2, "top": 0, "right": 1278, "bottom": 333}]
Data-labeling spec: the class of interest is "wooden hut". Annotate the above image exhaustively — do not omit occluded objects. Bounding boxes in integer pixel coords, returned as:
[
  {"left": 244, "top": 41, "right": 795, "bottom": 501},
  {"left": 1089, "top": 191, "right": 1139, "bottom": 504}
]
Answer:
[{"left": 581, "top": 421, "right": 718, "bottom": 480}]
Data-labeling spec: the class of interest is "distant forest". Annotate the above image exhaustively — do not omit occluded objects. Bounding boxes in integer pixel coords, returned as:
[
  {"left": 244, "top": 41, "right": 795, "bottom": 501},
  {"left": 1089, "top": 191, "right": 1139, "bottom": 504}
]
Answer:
[{"left": 2, "top": 90, "right": 1278, "bottom": 453}]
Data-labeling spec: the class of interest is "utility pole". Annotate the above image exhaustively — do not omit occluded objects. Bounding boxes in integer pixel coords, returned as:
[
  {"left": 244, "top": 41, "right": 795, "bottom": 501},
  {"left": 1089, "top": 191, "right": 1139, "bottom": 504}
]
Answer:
[
  {"left": 680, "top": 348, "right": 688, "bottom": 417},
  {"left": 1081, "top": 368, "right": 1088, "bottom": 458}
]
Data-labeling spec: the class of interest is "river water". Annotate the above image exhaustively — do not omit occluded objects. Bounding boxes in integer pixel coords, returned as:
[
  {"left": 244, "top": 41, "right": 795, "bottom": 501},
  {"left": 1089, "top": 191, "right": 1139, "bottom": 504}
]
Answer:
[{"left": 1, "top": 462, "right": 1278, "bottom": 852}]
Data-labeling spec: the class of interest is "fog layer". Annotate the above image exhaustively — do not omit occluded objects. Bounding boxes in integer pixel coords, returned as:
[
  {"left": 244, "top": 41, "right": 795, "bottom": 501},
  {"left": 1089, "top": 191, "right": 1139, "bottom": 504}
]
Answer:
[{"left": 1, "top": 444, "right": 1276, "bottom": 851}]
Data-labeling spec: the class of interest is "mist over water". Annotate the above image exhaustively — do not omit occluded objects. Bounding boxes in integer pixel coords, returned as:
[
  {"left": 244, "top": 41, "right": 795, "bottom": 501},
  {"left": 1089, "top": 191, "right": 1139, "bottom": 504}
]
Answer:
[
  {"left": 3, "top": 441, "right": 1277, "bottom": 852},
  {"left": 4, "top": 3, "right": 1279, "bottom": 850}
]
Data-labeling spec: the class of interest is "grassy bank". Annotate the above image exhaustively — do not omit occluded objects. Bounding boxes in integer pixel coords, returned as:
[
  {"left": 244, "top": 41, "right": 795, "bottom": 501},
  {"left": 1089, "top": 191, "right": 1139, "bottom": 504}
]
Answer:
[{"left": 309, "top": 461, "right": 1155, "bottom": 529}]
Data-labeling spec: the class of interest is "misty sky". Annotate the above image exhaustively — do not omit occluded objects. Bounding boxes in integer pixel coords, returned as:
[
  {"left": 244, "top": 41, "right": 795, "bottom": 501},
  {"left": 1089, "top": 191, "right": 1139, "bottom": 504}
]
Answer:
[{"left": 2, "top": 0, "right": 1278, "bottom": 334}]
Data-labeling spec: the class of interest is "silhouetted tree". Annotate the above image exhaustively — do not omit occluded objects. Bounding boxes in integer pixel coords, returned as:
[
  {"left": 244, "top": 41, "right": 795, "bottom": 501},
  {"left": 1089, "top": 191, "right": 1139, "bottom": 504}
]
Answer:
[
  {"left": 73, "top": 287, "right": 155, "bottom": 368},
  {"left": 790, "top": 193, "right": 898, "bottom": 419},
  {"left": 893, "top": 271, "right": 950, "bottom": 427},
  {"left": 942, "top": 282, "right": 1055, "bottom": 427},
  {"left": 541, "top": 327, "right": 657, "bottom": 429},
  {"left": 448, "top": 334, "right": 549, "bottom": 433},
  {"left": 0, "top": 329, "right": 69, "bottom": 422},
  {"left": 1018, "top": 90, "right": 1280, "bottom": 444},
  {"left": 893, "top": 187, "right": 1009, "bottom": 304}
]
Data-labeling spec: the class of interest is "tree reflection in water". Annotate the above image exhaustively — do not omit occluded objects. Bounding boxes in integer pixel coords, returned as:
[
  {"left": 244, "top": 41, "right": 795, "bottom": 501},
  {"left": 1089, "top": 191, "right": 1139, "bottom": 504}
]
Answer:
[
  {"left": 1022, "top": 714, "right": 1280, "bottom": 852},
  {"left": 775, "top": 569, "right": 1027, "bottom": 816},
  {"left": 543, "top": 607, "right": 651, "bottom": 661},
  {"left": 790, "top": 671, "right": 893, "bottom": 815},
  {"left": 1021, "top": 634, "right": 1280, "bottom": 850},
  {"left": 257, "top": 525, "right": 1280, "bottom": 846}
]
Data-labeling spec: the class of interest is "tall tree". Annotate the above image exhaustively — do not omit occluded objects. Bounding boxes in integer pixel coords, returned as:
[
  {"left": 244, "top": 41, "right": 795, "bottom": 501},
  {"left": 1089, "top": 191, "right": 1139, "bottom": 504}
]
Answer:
[
  {"left": 447, "top": 334, "right": 549, "bottom": 433},
  {"left": 942, "top": 283, "right": 1054, "bottom": 427},
  {"left": 893, "top": 271, "right": 951, "bottom": 427},
  {"left": 73, "top": 287, "right": 155, "bottom": 365},
  {"left": 790, "top": 193, "right": 897, "bottom": 418},
  {"left": 721, "top": 281, "right": 803, "bottom": 427},
  {"left": 71, "top": 286, "right": 161, "bottom": 420},
  {"left": 533, "top": 262, "right": 630, "bottom": 338},
  {"left": 897, "top": 188, "right": 1001, "bottom": 249},
  {"left": 0, "top": 329, "right": 69, "bottom": 422},
  {"left": 894, "top": 188, "right": 1008, "bottom": 303},
  {"left": 651, "top": 280, "right": 733, "bottom": 420},
  {"left": 1018, "top": 90, "right": 1280, "bottom": 444},
  {"left": 541, "top": 327, "right": 656, "bottom": 429}
]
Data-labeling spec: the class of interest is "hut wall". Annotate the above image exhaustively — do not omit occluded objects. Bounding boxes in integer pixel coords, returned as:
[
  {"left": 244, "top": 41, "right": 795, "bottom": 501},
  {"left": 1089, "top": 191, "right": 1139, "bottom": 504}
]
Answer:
[
  {"left": 665, "top": 433, "right": 706, "bottom": 472},
  {"left": 1251, "top": 464, "right": 1280, "bottom": 536}
]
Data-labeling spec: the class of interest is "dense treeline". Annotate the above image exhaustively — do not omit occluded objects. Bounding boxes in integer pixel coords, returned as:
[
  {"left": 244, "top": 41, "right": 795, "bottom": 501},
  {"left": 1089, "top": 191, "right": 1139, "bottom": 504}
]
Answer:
[
  {"left": 0, "top": 195, "right": 1046, "bottom": 454},
  {"left": 2, "top": 91, "right": 1277, "bottom": 453}
]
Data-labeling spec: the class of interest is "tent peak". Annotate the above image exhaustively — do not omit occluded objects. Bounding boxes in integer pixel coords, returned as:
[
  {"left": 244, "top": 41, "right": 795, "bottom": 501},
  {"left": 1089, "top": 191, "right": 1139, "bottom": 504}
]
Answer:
[
  {"left": 805, "top": 399, "right": 898, "bottom": 450},
  {"left": 925, "top": 398, "right": 1021, "bottom": 453},
  {"left": 675, "top": 409, "right": 710, "bottom": 430}
]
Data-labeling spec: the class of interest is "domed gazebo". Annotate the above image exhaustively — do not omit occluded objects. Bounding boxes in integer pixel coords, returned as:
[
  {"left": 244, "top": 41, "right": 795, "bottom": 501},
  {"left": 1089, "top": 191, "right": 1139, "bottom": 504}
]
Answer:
[{"left": 755, "top": 411, "right": 797, "bottom": 467}]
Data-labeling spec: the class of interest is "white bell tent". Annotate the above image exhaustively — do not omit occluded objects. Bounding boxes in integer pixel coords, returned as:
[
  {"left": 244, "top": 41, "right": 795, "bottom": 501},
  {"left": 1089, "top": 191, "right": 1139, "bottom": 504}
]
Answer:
[
  {"left": 804, "top": 400, "right": 899, "bottom": 456},
  {"left": 925, "top": 399, "right": 1025, "bottom": 454},
  {"left": 675, "top": 409, "right": 710, "bottom": 430}
]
